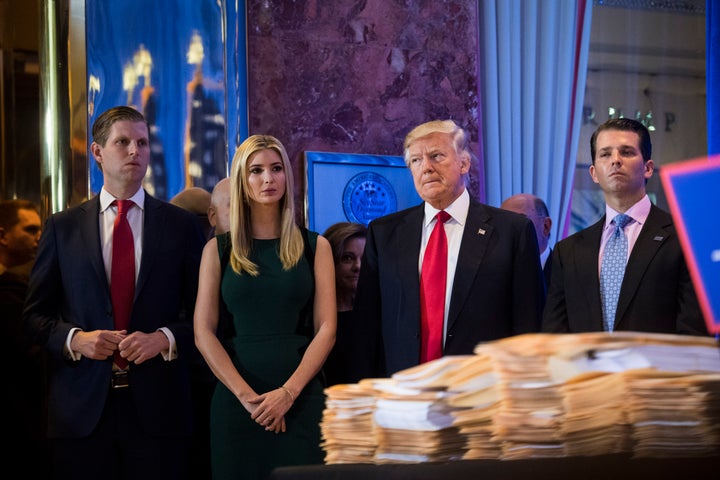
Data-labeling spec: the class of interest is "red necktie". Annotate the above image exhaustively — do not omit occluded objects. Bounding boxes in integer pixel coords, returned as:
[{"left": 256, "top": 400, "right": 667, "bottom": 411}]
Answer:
[
  {"left": 111, "top": 199, "right": 135, "bottom": 369},
  {"left": 420, "top": 210, "right": 450, "bottom": 363}
]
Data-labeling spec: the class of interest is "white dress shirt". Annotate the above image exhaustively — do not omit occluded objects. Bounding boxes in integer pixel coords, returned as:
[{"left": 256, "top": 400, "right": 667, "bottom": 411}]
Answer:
[
  {"left": 419, "top": 189, "right": 470, "bottom": 347},
  {"left": 66, "top": 187, "right": 176, "bottom": 361}
]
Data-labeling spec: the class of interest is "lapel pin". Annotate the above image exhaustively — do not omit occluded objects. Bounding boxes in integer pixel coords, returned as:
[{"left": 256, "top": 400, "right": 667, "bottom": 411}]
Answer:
[
  {"left": 653, "top": 236, "right": 664, "bottom": 241},
  {"left": 478, "top": 228, "right": 486, "bottom": 235}
]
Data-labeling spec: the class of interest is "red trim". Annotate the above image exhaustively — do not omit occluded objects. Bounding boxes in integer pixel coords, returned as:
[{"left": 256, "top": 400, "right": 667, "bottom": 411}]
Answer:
[{"left": 660, "top": 155, "right": 720, "bottom": 334}]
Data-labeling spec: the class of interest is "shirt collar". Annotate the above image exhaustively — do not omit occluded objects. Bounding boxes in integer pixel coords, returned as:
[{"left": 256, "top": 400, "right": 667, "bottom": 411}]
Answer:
[
  {"left": 423, "top": 189, "right": 469, "bottom": 227},
  {"left": 100, "top": 187, "right": 145, "bottom": 212},
  {"left": 604, "top": 194, "right": 651, "bottom": 229}
]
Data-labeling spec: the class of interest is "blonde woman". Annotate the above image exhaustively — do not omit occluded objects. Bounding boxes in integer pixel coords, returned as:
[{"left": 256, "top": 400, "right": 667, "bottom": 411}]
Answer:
[{"left": 194, "top": 135, "right": 336, "bottom": 479}]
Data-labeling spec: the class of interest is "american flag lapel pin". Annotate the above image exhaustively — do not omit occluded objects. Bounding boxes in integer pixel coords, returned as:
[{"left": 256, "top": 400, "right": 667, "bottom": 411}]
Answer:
[
  {"left": 478, "top": 228, "right": 486, "bottom": 235},
  {"left": 653, "top": 236, "right": 664, "bottom": 241}
]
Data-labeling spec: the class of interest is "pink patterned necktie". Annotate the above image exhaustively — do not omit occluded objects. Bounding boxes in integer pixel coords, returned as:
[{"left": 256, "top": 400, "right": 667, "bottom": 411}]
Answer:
[
  {"left": 420, "top": 210, "right": 451, "bottom": 363},
  {"left": 111, "top": 199, "right": 135, "bottom": 369}
]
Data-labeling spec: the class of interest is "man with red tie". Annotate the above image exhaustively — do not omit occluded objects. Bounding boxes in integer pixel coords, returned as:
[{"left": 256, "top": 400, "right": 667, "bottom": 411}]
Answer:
[
  {"left": 23, "top": 106, "right": 206, "bottom": 479},
  {"left": 353, "top": 119, "right": 544, "bottom": 378}
]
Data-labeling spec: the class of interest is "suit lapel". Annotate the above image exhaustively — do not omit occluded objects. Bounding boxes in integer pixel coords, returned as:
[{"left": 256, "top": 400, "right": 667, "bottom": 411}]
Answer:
[
  {"left": 615, "top": 206, "right": 671, "bottom": 328},
  {"left": 135, "top": 193, "right": 164, "bottom": 297},
  {"left": 398, "top": 207, "right": 424, "bottom": 278},
  {"left": 79, "top": 197, "right": 109, "bottom": 292},
  {"left": 397, "top": 207, "right": 424, "bottom": 319},
  {"left": 576, "top": 217, "right": 605, "bottom": 329},
  {"left": 447, "top": 202, "right": 492, "bottom": 331}
]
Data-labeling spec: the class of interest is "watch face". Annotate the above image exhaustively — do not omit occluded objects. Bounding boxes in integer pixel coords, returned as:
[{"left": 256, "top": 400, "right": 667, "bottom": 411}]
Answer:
[{"left": 342, "top": 172, "right": 397, "bottom": 225}]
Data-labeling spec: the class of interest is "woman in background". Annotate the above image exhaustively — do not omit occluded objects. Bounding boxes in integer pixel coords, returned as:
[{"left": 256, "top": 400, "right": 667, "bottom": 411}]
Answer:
[
  {"left": 322, "top": 222, "right": 367, "bottom": 385},
  {"left": 194, "top": 135, "right": 336, "bottom": 479}
]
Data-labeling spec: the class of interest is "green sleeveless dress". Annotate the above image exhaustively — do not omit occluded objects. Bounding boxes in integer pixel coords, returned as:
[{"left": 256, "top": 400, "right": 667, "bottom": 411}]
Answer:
[{"left": 210, "top": 233, "right": 325, "bottom": 480}]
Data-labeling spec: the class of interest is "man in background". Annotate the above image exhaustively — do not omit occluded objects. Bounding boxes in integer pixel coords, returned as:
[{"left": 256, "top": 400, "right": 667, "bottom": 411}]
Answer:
[
  {"left": 501, "top": 193, "right": 553, "bottom": 287},
  {"left": 0, "top": 199, "right": 42, "bottom": 279},
  {"left": 208, "top": 177, "right": 230, "bottom": 236},
  {"left": 170, "top": 186, "right": 213, "bottom": 240},
  {"left": 170, "top": 183, "right": 224, "bottom": 480},
  {"left": 1, "top": 199, "right": 49, "bottom": 476}
]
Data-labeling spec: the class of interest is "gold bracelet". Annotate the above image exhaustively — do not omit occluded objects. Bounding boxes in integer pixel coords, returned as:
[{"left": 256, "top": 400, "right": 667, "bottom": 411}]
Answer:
[{"left": 279, "top": 386, "right": 295, "bottom": 402}]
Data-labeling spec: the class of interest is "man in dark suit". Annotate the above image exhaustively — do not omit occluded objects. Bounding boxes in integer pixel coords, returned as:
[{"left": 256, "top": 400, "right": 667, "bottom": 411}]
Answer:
[
  {"left": 169, "top": 186, "right": 212, "bottom": 239},
  {"left": 23, "top": 106, "right": 206, "bottom": 479},
  {"left": 1, "top": 199, "right": 50, "bottom": 476},
  {"left": 353, "top": 119, "right": 545, "bottom": 378},
  {"left": 500, "top": 193, "right": 553, "bottom": 289},
  {"left": 542, "top": 117, "right": 707, "bottom": 336}
]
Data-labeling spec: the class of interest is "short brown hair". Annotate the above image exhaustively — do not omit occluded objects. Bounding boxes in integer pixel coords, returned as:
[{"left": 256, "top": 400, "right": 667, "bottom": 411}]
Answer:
[
  {"left": 91, "top": 106, "right": 147, "bottom": 147},
  {"left": 0, "top": 199, "right": 39, "bottom": 230},
  {"left": 590, "top": 117, "right": 652, "bottom": 164},
  {"left": 322, "top": 222, "right": 367, "bottom": 264}
]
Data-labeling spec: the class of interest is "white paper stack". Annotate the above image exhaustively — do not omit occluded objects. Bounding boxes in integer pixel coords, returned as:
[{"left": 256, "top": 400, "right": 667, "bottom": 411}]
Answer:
[{"left": 371, "top": 356, "right": 474, "bottom": 463}]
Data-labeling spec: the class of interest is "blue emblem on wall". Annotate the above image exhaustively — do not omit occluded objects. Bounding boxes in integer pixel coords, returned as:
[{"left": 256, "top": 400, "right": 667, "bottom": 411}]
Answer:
[{"left": 342, "top": 172, "right": 397, "bottom": 226}]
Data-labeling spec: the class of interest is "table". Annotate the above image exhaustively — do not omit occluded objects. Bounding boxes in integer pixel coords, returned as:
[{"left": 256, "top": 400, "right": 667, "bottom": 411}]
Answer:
[{"left": 270, "top": 454, "right": 720, "bottom": 480}]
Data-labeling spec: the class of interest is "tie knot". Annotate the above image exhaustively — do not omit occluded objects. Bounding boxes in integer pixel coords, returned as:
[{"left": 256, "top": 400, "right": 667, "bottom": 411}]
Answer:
[
  {"left": 115, "top": 199, "right": 134, "bottom": 215},
  {"left": 436, "top": 210, "right": 451, "bottom": 224},
  {"left": 613, "top": 213, "right": 632, "bottom": 230}
]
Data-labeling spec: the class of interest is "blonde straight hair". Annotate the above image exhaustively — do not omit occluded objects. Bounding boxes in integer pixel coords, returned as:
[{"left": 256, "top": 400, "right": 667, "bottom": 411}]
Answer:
[{"left": 227, "top": 135, "right": 303, "bottom": 276}]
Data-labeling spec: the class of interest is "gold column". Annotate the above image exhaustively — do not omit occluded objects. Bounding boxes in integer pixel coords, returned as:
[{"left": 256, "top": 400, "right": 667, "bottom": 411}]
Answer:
[{"left": 39, "top": 0, "right": 87, "bottom": 216}]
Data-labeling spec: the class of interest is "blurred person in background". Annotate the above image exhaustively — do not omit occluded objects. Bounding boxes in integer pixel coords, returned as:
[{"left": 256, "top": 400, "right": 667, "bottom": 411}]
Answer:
[
  {"left": 501, "top": 193, "right": 553, "bottom": 289},
  {"left": 170, "top": 186, "right": 213, "bottom": 240},
  {"left": 208, "top": 177, "right": 231, "bottom": 236},
  {"left": 1, "top": 199, "right": 49, "bottom": 476},
  {"left": 322, "top": 221, "right": 368, "bottom": 385}
]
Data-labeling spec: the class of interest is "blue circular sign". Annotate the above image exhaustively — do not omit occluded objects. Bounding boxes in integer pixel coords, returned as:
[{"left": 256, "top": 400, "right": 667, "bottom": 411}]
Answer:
[{"left": 342, "top": 172, "right": 397, "bottom": 226}]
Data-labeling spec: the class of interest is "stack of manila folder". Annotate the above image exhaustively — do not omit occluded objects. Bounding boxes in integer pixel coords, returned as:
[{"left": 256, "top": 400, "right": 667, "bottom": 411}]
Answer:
[{"left": 320, "top": 332, "right": 720, "bottom": 464}]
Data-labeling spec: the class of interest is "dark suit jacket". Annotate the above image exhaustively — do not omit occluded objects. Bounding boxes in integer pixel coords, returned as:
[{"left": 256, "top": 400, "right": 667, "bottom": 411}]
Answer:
[
  {"left": 353, "top": 199, "right": 545, "bottom": 377},
  {"left": 3, "top": 268, "right": 49, "bottom": 469},
  {"left": 542, "top": 247, "right": 553, "bottom": 290},
  {"left": 542, "top": 205, "right": 707, "bottom": 335},
  {"left": 22, "top": 193, "right": 205, "bottom": 438}
]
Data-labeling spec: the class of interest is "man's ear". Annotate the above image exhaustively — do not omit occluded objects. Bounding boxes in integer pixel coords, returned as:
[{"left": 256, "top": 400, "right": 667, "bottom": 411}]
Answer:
[
  {"left": 460, "top": 153, "right": 471, "bottom": 174},
  {"left": 90, "top": 142, "right": 102, "bottom": 162},
  {"left": 644, "top": 159, "right": 655, "bottom": 179},
  {"left": 542, "top": 216, "right": 552, "bottom": 238},
  {"left": 589, "top": 164, "right": 599, "bottom": 185},
  {"left": 90, "top": 142, "right": 104, "bottom": 171},
  {"left": 207, "top": 207, "right": 217, "bottom": 228}
]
